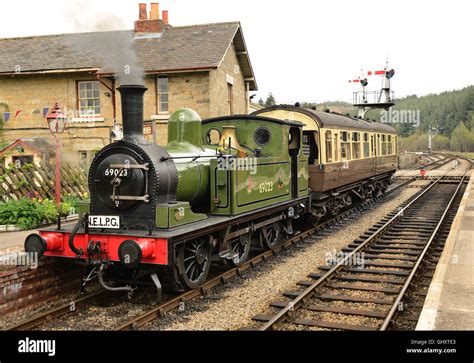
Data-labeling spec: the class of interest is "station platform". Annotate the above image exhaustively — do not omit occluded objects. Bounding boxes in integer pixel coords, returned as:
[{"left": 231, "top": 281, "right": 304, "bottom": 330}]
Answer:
[{"left": 416, "top": 176, "right": 474, "bottom": 330}]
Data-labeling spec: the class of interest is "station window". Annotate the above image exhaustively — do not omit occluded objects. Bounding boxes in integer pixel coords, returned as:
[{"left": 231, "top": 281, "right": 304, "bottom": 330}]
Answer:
[
  {"left": 351, "top": 132, "right": 361, "bottom": 159},
  {"left": 325, "top": 131, "right": 332, "bottom": 163},
  {"left": 157, "top": 77, "right": 169, "bottom": 113},
  {"left": 341, "top": 131, "right": 351, "bottom": 160},
  {"left": 363, "top": 133, "right": 370, "bottom": 158},
  {"left": 78, "top": 81, "right": 100, "bottom": 115}
]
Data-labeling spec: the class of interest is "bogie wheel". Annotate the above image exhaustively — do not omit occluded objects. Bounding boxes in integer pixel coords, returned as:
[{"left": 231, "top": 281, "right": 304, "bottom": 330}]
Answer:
[
  {"left": 229, "top": 225, "right": 251, "bottom": 267},
  {"left": 260, "top": 221, "right": 283, "bottom": 250},
  {"left": 176, "top": 237, "right": 212, "bottom": 290}
]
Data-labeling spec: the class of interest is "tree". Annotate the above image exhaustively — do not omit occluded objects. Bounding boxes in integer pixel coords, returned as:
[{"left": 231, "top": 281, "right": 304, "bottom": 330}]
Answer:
[
  {"left": 450, "top": 122, "right": 474, "bottom": 152},
  {"left": 258, "top": 98, "right": 265, "bottom": 107},
  {"left": 432, "top": 134, "right": 450, "bottom": 151},
  {"left": 264, "top": 92, "right": 276, "bottom": 107}
]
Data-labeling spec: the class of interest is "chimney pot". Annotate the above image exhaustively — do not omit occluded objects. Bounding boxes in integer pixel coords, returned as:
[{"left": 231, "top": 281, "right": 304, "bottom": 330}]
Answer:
[
  {"left": 139, "top": 3, "right": 147, "bottom": 20},
  {"left": 150, "top": 3, "right": 160, "bottom": 20},
  {"left": 162, "top": 10, "right": 169, "bottom": 25}
]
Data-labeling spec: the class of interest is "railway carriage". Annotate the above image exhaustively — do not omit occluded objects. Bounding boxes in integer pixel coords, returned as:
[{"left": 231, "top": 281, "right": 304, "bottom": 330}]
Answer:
[
  {"left": 24, "top": 86, "right": 397, "bottom": 295},
  {"left": 253, "top": 105, "right": 397, "bottom": 222}
]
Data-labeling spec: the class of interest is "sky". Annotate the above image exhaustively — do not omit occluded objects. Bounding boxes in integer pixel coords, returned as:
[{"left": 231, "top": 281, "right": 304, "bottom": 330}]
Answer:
[{"left": 1, "top": 0, "right": 473, "bottom": 104}]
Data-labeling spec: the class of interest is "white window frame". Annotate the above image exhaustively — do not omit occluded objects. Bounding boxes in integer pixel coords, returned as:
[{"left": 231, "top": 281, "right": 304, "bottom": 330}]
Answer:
[
  {"left": 78, "top": 81, "right": 101, "bottom": 116},
  {"left": 157, "top": 77, "right": 169, "bottom": 114}
]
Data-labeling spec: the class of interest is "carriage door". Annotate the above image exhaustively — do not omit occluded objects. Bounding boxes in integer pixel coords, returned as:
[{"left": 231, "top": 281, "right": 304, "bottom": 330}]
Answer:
[
  {"left": 289, "top": 127, "right": 301, "bottom": 198},
  {"left": 371, "top": 134, "right": 376, "bottom": 173}
]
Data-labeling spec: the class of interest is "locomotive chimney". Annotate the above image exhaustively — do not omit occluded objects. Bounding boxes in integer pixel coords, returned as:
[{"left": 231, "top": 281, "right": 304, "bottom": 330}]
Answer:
[{"left": 118, "top": 85, "right": 148, "bottom": 143}]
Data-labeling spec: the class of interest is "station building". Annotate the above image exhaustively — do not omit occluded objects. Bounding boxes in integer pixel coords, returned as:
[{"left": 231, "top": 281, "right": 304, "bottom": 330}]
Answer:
[{"left": 0, "top": 3, "right": 257, "bottom": 164}]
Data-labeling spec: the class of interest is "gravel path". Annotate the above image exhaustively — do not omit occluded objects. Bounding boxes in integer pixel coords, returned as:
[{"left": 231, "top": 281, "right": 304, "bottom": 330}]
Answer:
[{"left": 149, "top": 187, "right": 420, "bottom": 331}]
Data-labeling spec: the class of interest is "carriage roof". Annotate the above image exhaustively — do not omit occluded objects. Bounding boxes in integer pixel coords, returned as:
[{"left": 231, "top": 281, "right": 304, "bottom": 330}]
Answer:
[{"left": 252, "top": 105, "right": 397, "bottom": 134}]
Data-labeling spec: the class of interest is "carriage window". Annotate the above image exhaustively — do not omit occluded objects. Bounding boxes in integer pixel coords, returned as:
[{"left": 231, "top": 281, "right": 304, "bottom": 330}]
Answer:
[
  {"left": 387, "top": 135, "right": 393, "bottom": 154},
  {"left": 325, "top": 131, "right": 332, "bottom": 163},
  {"left": 363, "top": 133, "right": 370, "bottom": 158},
  {"left": 351, "top": 132, "right": 360, "bottom": 159},
  {"left": 341, "top": 131, "right": 351, "bottom": 160},
  {"left": 303, "top": 131, "right": 319, "bottom": 164},
  {"left": 394, "top": 136, "right": 398, "bottom": 154},
  {"left": 381, "top": 134, "right": 387, "bottom": 155},
  {"left": 334, "top": 133, "right": 339, "bottom": 161}
]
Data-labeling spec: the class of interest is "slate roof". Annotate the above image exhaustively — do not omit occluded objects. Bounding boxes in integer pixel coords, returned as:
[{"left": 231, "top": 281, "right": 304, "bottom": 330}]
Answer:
[{"left": 0, "top": 22, "right": 257, "bottom": 90}]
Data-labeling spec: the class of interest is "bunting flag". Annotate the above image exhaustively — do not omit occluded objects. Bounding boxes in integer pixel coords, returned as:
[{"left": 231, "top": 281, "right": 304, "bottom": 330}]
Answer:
[
  {"left": 3, "top": 112, "right": 10, "bottom": 122},
  {"left": 42, "top": 107, "right": 50, "bottom": 117},
  {"left": 13, "top": 110, "right": 22, "bottom": 119}
]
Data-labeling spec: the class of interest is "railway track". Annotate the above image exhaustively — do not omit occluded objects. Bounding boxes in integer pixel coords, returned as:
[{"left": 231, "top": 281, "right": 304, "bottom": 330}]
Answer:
[
  {"left": 421, "top": 155, "right": 455, "bottom": 170},
  {"left": 113, "top": 176, "right": 420, "bottom": 330},
  {"left": 4, "top": 180, "right": 410, "bottom": 331},
  {"left": 4, "top": 157, "right": 462, "bottom": 331},
  {"left": 251, "top": 173, "right": 469, "bottom": 330}
]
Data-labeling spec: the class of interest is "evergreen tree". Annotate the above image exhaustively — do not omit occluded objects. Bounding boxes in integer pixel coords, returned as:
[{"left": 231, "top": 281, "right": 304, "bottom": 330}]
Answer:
[{"left": 265, "top": 92, "right": 276, "bottom": 107}]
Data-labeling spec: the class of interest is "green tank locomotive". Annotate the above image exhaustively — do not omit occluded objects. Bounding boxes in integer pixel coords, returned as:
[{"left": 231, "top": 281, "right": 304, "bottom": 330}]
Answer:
[{"left": 25, "top": 86, "right": 310, "bottom": 294}]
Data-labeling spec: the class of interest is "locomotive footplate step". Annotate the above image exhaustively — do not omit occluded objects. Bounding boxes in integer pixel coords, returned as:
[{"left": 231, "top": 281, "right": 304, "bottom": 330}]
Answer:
[{"left": 150, "top": 273, "right": 163, "bottom": 301}]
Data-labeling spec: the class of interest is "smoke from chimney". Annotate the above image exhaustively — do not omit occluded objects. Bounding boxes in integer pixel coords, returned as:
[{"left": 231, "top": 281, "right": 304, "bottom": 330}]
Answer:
[{"left": 63, "top": 0, "right": 145, "bottom": 86}]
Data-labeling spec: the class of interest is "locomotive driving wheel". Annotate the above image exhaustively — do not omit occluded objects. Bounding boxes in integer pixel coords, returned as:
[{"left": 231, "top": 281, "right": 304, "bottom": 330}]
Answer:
[
  {"left": 260, "top": 221, "right": 283, "bottom": 250},
  {"left": 229, "top": 224, "right": 251, "bottom": 267},
  {"left": 176, "top": 237, "right": 211, "bottom": 290}
]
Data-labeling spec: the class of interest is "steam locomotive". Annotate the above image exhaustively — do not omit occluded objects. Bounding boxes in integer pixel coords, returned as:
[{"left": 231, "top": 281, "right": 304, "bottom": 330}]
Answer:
[{"left": 25, "top": 85, "right": 397, "bottom": 296}]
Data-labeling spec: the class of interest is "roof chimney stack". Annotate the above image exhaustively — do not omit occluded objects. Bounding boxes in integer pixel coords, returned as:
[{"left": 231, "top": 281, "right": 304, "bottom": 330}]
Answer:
[
  {"left": 150, "top": 3, "right": 160, "bottom": 20},
  {"left": 134, "top": 2, "right": 171, "bottom": 34},
  {"left": 138, "top": 3, "right": 147, "bottom": 20}
]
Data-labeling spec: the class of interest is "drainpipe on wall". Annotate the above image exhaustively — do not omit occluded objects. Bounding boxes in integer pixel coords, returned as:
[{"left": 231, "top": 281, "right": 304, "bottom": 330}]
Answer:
[
  {"left": 96, "top": 74, "right": 116, "bottom": 121},
  {"left": 96, "top": 74, "right": 117, "bottom": 143},
  {"left": 246, "top": 82, "right": 250, "bottom": 114}
]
